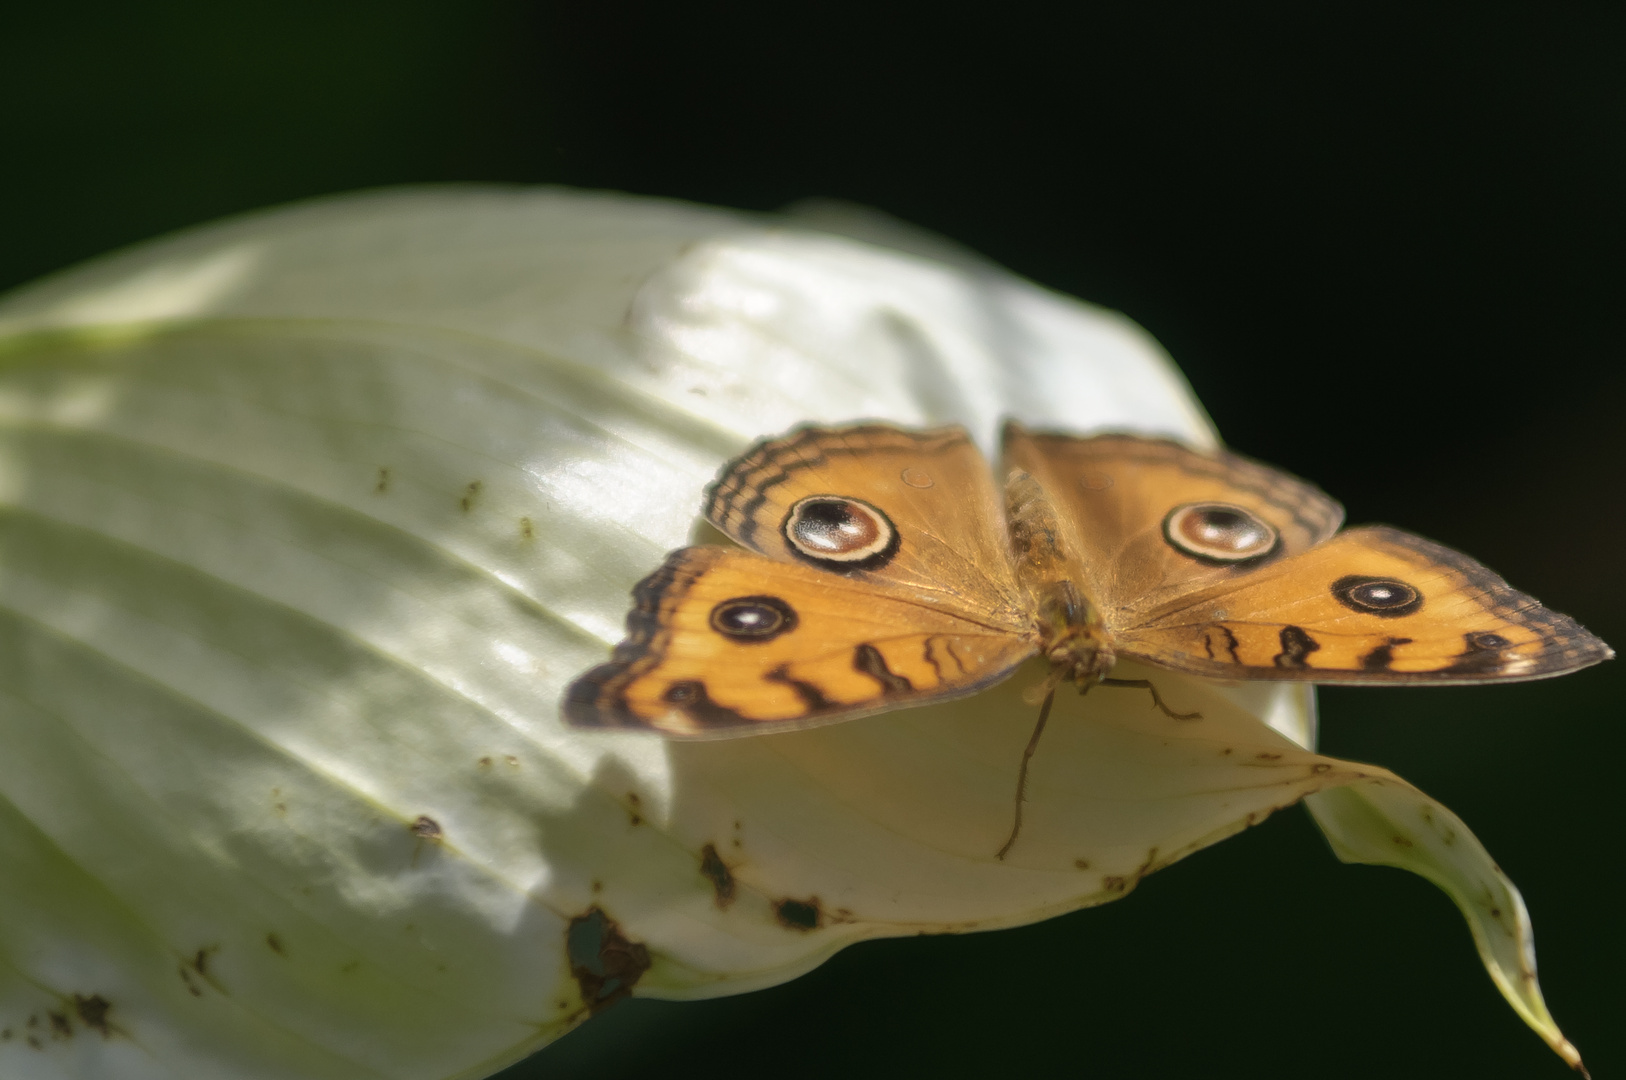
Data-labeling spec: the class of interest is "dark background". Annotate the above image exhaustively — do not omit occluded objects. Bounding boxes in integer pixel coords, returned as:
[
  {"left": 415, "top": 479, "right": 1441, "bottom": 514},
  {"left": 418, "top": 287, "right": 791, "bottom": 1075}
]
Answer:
[{"left": 6, "top": 4, "right": 1621, "bottom": 1077}]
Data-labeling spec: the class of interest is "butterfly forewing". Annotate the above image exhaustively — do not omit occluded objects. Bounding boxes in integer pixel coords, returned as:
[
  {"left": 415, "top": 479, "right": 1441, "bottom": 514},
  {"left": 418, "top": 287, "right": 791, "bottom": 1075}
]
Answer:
[
  {"left": 1002, "top": 425, "right": 1344, "bottom": 621},
  {"left": 565, "top": 546, "right": 1039, "bottom": 736},
  {"left": 706, "top": 424, "right": 1028, "bottom": 625},
  {"left": 1118, "top": 526, "right": 1612, "bottom": 683}
]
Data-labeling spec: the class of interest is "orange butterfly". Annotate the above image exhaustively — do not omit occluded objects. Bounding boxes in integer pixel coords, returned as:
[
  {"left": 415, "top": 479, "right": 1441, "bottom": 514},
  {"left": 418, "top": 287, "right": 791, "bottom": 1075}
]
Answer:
[{"left": 566, "top": 423, "right": 1610, "bottom": 854}]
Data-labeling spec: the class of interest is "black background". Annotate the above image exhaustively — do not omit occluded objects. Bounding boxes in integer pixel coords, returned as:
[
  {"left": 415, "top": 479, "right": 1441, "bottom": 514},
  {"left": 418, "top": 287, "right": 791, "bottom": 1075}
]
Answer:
[{"left": 6, "top": 4, "right": 1622, "bottom": 1078}]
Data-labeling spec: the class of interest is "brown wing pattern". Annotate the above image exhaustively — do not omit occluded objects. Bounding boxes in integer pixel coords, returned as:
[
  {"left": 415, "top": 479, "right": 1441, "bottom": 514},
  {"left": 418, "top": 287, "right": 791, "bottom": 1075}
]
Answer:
[
  {"left": 1120, "top": 526, "right": 1613, "bottom": 684},
  {"left": 705, "top": 424, "right": 1028, "bottom": 625},
  {"left": 564, "top": 546, "right": 1038, "bottom": 736},
  {"left": 1002, "top": 425, "right": 1345, "bottom": 624}
]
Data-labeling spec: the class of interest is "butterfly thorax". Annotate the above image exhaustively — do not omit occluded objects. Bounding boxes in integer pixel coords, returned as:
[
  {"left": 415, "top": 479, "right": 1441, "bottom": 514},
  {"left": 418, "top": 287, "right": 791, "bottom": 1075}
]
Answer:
[
  {"left": 1036, "top": 578, "right": 1117, "bottom": 685},
  {"left": 1006, "top": 469, "right": 1117, "bottom": 687}
]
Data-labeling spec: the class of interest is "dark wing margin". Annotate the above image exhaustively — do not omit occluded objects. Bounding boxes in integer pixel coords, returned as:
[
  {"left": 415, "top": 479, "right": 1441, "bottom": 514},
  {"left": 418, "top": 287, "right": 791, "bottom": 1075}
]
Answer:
[
  {"left": 563, "top": 547, "right": 722, "bottom": 730},
  {"left": 1367, "top": 526, "right": 1613, "bottom": 682}
]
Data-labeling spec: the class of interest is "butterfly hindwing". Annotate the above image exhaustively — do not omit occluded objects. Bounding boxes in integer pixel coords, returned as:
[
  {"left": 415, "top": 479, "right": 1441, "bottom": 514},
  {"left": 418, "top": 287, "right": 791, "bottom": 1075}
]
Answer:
[
  {"left": 564, "top": 546, "right": 1039, "bottom": 737},
  {"left": 1118, "top": 526, "right": 1612, "bottom": 683}
]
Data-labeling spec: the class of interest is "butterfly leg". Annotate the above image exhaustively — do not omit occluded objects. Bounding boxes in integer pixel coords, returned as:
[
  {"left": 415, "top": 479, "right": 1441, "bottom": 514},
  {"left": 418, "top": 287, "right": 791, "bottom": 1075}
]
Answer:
[
  {"left": 995, "top": 687, "right": 1059, "bottom": 861},
  {"left": 1098, "top": 678, "right": 1202, "bottom": 721}
]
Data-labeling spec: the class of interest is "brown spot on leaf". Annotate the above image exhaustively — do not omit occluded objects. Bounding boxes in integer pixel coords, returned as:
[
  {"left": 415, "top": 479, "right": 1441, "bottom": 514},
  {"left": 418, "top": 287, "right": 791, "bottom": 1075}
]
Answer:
[
  {"left": 48, "top": 1011, "right": 70, "bottom": 1039},
  {"left": 566, "top": 907, "right": 651, "bottom": 1014},
  {"left": 700, "top": 844, "right": 736, "bottom": 908},
  {"left": 504, "top": 755, "right": 519, "bottom": 767},
  {"left": 1073, "top": 858, "right": 1091, "bottom": 870},
  {"left": 74, "top": 995, "right": 111, "bottom": 1038},
  {"left": 409, "top": 815, "right": 442, "bottom": 840},
  {"left": 590, "top": 879, "right": 603, "bottom": 894},
  {"left": 177, "top": 944, "right": 226, "bottom": 996},
  {"left": 1103, "top": 876, "right": 1128, "bottom": 894},
  {"left": 461, "top": 480, "right": 482, "bottom": 512},
  {"left": 774, "top": 897, "right": 822, "bottom": 931},
  {"left": 520, "top": 517, "right": 534, "bottom": 540},
  {"left": 266, "top": 933, "right": 285, "bottom": 956},
  {"left": 1220, "top": 747, "right": 1233, "bottom": 755},
  {"left": 626, "top": 791, "right": 642, "bottom": 826},
  {"left": 375, "top": 467, "right": 390, "bottom": 494},
  {"left": 1255, "top": 752, "right": 1282, "bottom": 761},
  {"left": 177, "top": 966, "right": 202, "bottom": 997},
  {"left": 1312, "top": 763, "right": 1331, "bottom": 774},
  {"left": 1392, "top": 835, "right": 1414, "bottom": 848},
  {"left": 478, "top": 756, "right": 492, "bottom": 768}
]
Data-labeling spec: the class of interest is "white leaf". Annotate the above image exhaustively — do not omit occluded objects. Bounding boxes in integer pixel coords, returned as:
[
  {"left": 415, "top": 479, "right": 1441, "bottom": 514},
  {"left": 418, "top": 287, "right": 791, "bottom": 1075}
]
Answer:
[
  {"left": 0, "top": 186, "right": 1583, "bottom": 1078},
  {"left": 1306, "top": 783, "right": 1584, "bottom": 1072}
]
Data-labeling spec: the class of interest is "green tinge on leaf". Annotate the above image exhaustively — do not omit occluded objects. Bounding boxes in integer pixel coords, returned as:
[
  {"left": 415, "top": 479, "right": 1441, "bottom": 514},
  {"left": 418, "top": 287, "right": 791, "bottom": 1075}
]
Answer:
[{"left": 0, "top": 187, "right": 1584, "bottom": 1078}]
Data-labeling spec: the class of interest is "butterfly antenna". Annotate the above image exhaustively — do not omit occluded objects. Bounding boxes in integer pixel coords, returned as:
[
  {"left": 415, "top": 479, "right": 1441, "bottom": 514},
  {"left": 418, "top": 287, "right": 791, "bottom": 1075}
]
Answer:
[{"left": 995, "top": 685, "right": 1059, "bottom": 861}]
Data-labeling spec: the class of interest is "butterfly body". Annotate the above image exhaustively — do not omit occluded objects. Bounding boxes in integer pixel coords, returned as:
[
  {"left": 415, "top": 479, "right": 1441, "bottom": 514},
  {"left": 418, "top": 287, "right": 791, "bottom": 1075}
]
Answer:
[
  {"left": 1003, "top": 469, "right": 1116, "bottom": 692},
  {"left": 565, "top": 422, "right": 1609, "bottom": 738}
]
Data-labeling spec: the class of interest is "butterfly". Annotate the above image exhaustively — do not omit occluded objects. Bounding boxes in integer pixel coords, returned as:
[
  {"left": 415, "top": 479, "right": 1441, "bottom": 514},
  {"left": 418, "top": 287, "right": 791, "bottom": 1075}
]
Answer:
[{"left": 565, "top": 422, "right": 1610, "bottom": 854}]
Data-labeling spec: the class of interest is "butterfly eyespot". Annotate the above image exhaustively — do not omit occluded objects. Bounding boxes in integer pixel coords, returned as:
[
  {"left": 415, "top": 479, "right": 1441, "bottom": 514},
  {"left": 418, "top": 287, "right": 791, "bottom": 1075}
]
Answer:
[
  {"left": 709, "top": 596, "right": 798, "bottom": 641},
  {"left": 1162, "top": 503, "right": 1279, "bottom": 563},
  {"left": 899, "top": 466, "right": 934, "bottom": 488},
  {"left": 1077, "top": 471, "right": 1114, "bottom": 492},
  {"left": 1331, "top": 575, "right": 1424, "bottom": 618},
  {"left": 1470, "top": 632, "right": 1512, "bottom": 650},
  {"left": 783, "top": 495, "right": 899, "bottom": 569}
]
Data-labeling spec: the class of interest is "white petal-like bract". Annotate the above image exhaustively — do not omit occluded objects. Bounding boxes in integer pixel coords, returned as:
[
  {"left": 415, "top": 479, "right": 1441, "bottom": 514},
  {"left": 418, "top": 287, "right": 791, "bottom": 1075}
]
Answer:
[{"left": 0, "top": 187, "right": 1580, "bottom": 1077}]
